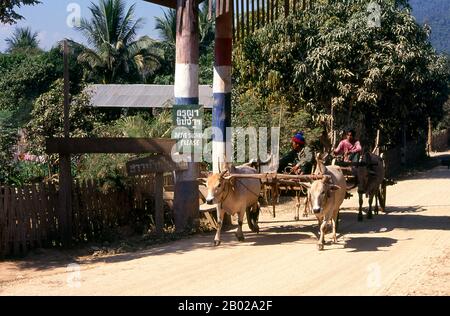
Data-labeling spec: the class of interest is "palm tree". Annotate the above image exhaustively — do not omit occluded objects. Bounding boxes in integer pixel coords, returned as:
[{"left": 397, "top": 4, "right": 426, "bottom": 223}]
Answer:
[
  {"left": 73, "top": 0, "right": 160, "bottom": 83},
  {"left": 198, "top": 2, "right": 215, "bottom": 53},
  {"left": 154, "top": 9, "right": 176, "bottom": 48},
  {"left": 151, "top": 2, "right": 214, "bottom": 84},
  {"left": 5, "top": 27, "right": 41, "bottom": 53},
  {"left": 154, "top": 2, "right": 214, "bottom": 54}
]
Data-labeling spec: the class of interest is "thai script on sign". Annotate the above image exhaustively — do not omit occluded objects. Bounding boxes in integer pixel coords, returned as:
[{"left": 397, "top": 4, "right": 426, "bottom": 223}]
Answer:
[{"left": 175, "top": 109, "right": 202, "bottom": 127}]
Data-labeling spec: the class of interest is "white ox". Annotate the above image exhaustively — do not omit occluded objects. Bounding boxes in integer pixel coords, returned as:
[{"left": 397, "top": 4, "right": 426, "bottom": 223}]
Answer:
[
  {"left": 306, "top": 159, "right": 347, "bottom": 250},
  {"left": 205, "top": 165, "right": 261, "bottom": 246}
]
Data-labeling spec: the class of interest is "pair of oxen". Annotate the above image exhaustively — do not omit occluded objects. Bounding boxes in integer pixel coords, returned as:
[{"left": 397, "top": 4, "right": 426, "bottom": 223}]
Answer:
[{"left": 202, "top": 153, "right": 384, "bottom": 250}]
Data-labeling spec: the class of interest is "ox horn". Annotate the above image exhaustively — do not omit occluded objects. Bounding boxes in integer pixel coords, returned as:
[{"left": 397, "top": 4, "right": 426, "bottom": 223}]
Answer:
[
  {"left": 259, "top": 154, "right": 273, "bottom": 165},
  {"left": 219, "top": 170, "right": 228, "bottom": 178}
]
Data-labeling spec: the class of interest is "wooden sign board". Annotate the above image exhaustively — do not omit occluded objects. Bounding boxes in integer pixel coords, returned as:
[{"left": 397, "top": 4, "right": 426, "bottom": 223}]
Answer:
[{"left": 126, "top": 155, "right": 188, "bottom": 176}]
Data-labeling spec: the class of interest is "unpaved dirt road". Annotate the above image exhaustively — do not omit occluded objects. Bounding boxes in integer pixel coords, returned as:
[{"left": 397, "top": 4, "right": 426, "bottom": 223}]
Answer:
[{"left": 1, "top": 153, "right": 449, "bottom": 296}]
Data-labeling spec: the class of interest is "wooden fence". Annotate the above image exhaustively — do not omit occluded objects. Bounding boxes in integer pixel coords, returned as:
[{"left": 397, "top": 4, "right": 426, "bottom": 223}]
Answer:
[
  {"left": 431, "top": 128, "right": 450, "bottom": 152},
  {"left": 233, "top": 0, "right": 313, "bottom": 41},
  {"left": 0, "top": 174, "right": 174, "bottom": 257},
  {"left": 383, "top": 141, "right": 427, "bottom": 178}
]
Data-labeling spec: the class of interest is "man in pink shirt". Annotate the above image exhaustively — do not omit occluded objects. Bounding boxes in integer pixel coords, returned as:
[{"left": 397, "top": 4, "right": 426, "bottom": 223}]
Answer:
[{"left": 334, "top": 129, "right": 362, "bottom": 163}]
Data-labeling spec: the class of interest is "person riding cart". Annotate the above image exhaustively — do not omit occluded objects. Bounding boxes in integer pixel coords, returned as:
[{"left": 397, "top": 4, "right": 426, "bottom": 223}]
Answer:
[
  {"left": 277, "top": 132, "right": 314, "bottom": 175},
  {"left": 333, "top": 128, "right": 376, "bottom": 176},
  {"left": 333, "top": 129, "right": 362, "bottom": 163}
]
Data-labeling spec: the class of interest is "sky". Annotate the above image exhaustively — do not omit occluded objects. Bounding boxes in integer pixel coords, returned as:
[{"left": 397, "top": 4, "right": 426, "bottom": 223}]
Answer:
[
  {"left": 0, "top": 1, "right": 448, "bottom": 53},
  {"left": 0, "top": 0, "right": 166, "bottom": 52}
]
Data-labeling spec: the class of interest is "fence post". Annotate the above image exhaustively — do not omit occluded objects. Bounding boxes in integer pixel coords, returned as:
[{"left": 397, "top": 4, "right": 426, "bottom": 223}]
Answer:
[
  {"left": 58, "top": 40, "right": 73, "bottom": 247},
  {"left": 155, "top": 172, "right": 164, "bottom": 235}
]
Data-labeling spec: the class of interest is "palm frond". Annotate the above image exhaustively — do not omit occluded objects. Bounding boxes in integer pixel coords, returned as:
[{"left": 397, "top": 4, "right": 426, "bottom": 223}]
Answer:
[
  {"left": 154, "top": 9, "right": 176, "bottom": 45},
  {"left": 5, "top": 26, "right": 40, "bottom": 53},
  {"left": 73, "top": 0, "right": 149, "bottom": 83},
  {"left": 77, "top": 48, "right": 104, "bottom": 69}
]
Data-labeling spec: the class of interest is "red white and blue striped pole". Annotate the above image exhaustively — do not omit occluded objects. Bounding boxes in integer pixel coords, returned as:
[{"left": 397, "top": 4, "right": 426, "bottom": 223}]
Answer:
[
  {"left": 212, "top": 0, "right": 233, "bottom": 172},
  {"left": 175, "top": 1, "right": 199, "bottom": 109},
  {"left": 173, "top": 0, "right": 199, "bottom": 231}
]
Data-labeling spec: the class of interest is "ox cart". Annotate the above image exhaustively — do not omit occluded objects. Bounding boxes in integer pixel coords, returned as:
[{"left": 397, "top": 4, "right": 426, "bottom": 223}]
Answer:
[
  {"left": 330, "top": 154, "right": 396, "bottom": 214},
  {"left": 198, "top": 172, "right": 330, "bottom": 230},
  {"left": 198, "top": 153, "right": 396, "bottom": 230}
]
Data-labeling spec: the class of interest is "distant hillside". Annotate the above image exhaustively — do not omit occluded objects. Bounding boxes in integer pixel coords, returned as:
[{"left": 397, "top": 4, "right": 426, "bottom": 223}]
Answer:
[{"left": 409, "top": 0, "right": 450, "bottom": 54}]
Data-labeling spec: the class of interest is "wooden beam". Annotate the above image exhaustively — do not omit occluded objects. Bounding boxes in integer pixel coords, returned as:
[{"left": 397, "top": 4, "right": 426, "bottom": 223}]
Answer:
[
  {"left": 284, "top": 0, "right": 289, "bottom": 17},
  {"left": 246, "top": 0, "right": 249, "bottom": 37},
  {"left": 232, "top": 0, "right": 236, "bottom": 41},
  {"left": 252, "top": 0, "right": 255, "bottom": 33},
  {"left": 143, "top": 0, "right": 177, "bottom": 9},
  {"left": 269, "top": 0, "right": 273, "bottom": 23},
  {"left": 256, "top": 0, "right": 260, "bottom": 28},
  {"left": 240, "top": 0, "right": 245, "bottom": 40},
  {"left": 221, "top": 173, "right": 329, "bottom": 182},
  {"left": 143, "top": 0, "right": 208, "bottom": 9},
  {"left": 261, "top": 0, "right": 265, "bottom": 26},
  {"left": 235, "top": 0, "right": 240, "bottom": 41},
  {"left": 275, "top": 0, "right": 278, "bottom": 19},
  {"left": 155, "top": 172, "right": 164, "bottom": 235},
  {"left": 46, "top": 138, "right": 176, "bottom": 155},
  {"left": 59, "top": 40, "right": 73, "bottom": 247},
  {"left": 63, "top": 41, "right": 70, "bottom": 138}
]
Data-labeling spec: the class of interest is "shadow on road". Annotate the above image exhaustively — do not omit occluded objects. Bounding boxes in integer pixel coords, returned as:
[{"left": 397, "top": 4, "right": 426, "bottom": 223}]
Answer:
[
  {"left": 343, "top": 236, "right": 398, "bottom": 252},
  {"left": 244, "top": 231, "right": 313, "bottom": 246},
  {"left": 7, "top": 202, "right": 450, "bottom": 273},
  {"left": 337, "top": 210, "right": 450, "bottom": 236},
  {"left": 383, "top": 206, "right": 427, "bottom": 213},
  {"left": 406, "top": 166, "right": 450, "bottom": 180},
  {"left": 342, "top": 205, "right": 427, "bottom": 214}
]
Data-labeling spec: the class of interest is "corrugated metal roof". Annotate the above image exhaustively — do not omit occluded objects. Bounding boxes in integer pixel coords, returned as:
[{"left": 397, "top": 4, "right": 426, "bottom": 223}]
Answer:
[{"left": 86, "top": 84, "right": 214, "bottom": 109}]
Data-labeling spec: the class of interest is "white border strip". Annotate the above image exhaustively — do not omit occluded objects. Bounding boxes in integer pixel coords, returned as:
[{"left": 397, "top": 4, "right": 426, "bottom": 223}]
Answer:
[
  {"left": 174, "top": 63, "right": 199, "bottom": 98},
  {"left": 213, "top": 66, "right": 232, "bottom": 94}
]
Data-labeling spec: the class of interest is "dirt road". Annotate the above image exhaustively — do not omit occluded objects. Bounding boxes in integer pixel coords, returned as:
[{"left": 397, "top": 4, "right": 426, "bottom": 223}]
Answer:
[{"left": 1, "top": 154, "right": 449, "bottom": 295}]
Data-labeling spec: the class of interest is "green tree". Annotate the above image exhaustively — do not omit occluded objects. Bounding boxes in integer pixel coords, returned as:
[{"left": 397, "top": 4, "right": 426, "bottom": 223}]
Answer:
[
  {"left": 0, "top": 46, "right": 83, "bottom": 120},
  {"left": 77, "top": 111, "right": 172, "bottom": 190},
  {"left": 152, "top": 2, "right": 215, "bottom": 84},
  {"left": 5, "top": 26, "right": 41, "bottom": 54},
  {"left": 0, "top": 110, "right": 19, "bottom": 184},
  {"left": 0, "top": 0, "right": 41, "bottom": 24},
  {"left": 154, "top": 8, "right": 176, "bottom": 47},
  {"left": 0, "top": 44, "right": 83, "bottom": 185},
  {"left": 154, "top": 2, "right": 214, "bottom": 54},
  {"left": 152, "top": 8, "right": 176, "bottom": 85},
  {"left": 234, "top": 0, "right": 449, "bottom": 149},
  {"left": 437, "top": 98, "right": 450, "bottom": 130},
  {"left": 26, "top": 79, "right": 101, "bottom": 158},
  {"left": 72, "top": 0, "right": 160, "bottom": 83}
]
